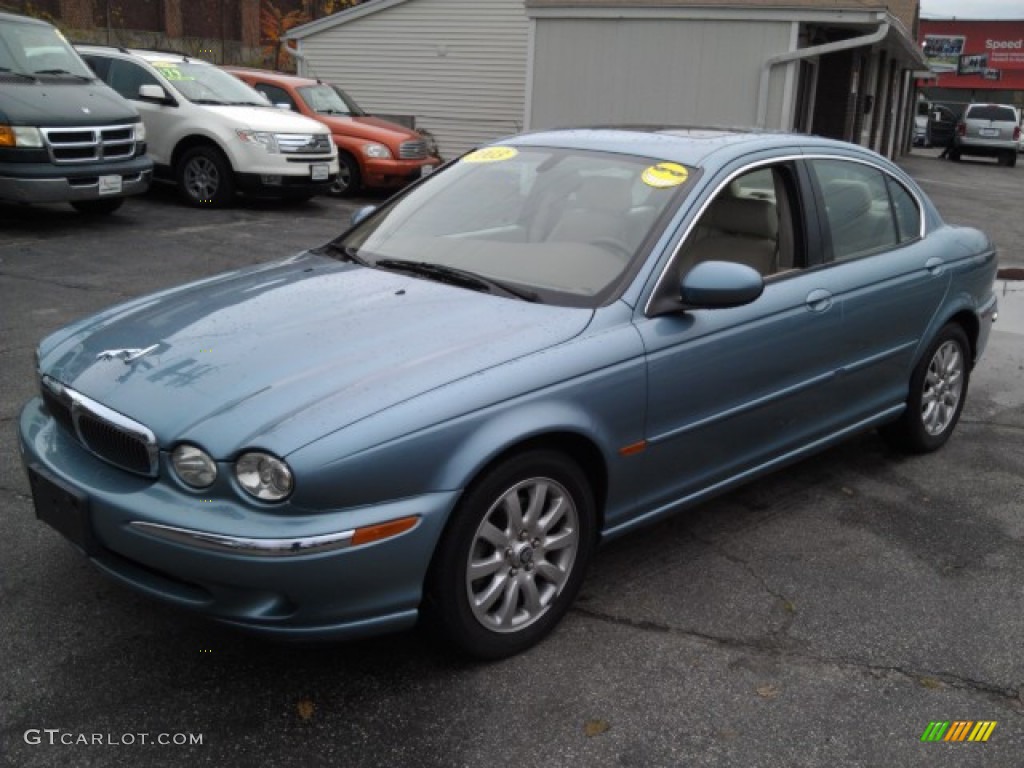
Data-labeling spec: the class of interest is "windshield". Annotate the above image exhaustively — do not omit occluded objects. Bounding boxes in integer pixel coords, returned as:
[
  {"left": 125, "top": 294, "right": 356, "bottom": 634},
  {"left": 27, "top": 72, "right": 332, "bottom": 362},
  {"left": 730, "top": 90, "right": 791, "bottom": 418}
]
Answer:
[
  {"left": 0, "top": 20, "right": 93, "bottom": 79},
  {"left": 337, "top": 146, "right": 692, "bottom": 307},
  {"left": 150, "top": 60, "right": 267, "bottom": 105},
  {"left": 298, "top": 84, "right": 365, "bottom": 116}
]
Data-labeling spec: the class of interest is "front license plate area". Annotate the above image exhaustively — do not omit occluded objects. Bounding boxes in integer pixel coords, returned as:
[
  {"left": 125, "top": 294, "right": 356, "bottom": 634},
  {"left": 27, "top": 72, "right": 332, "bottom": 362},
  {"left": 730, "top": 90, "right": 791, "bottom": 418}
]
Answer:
[
  {"left": 98, "top": 174, "right": 123, "bottom": 196},
  {"left": 28, "top": 464, "right": 97, "bottom": 556},
  {"left": 311, "top": 163, "right": 329, "bottom": 181}
]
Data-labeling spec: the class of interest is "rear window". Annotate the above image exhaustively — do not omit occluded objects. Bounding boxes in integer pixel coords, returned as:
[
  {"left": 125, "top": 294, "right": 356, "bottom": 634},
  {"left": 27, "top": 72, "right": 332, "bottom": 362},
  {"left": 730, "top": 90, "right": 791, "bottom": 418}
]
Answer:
[{"left": 965, "top": 105, "right": 1017, "bottom": 122}]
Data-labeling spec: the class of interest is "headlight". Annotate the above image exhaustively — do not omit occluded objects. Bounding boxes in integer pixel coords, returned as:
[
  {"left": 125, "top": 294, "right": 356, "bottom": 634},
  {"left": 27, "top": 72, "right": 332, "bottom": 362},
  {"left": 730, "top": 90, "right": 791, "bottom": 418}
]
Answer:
[
  {"left": 0, "top": 125, "right": 43, "bottom": 148},
  {"left": 235, "top": 451, "right": 293, "bottom": 501},
  {"left": 171, "top": 444, "right": 217, "bottom": 488},
  {"left": 133, "top": 122, "right": 146, "bottom": 142},
  {"left": 236, "top": 130, "right": 279, "bottom": 153},
  {"left": 362, "top": 142, "right": 392, "bottom": 159}
]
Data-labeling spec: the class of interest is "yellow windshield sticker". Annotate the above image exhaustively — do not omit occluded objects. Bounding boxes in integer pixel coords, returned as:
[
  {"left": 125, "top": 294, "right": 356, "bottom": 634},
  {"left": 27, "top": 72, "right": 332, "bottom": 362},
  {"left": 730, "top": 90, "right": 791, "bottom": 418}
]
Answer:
[
  {"left": 462, "top": 146, "right": 518, "bottom": 163},
  {"left": 642, "top": 162, "right": 689, "bottom": 188},
  {"left": 154, "top": 65, "right": 193, "bottom": 81}
]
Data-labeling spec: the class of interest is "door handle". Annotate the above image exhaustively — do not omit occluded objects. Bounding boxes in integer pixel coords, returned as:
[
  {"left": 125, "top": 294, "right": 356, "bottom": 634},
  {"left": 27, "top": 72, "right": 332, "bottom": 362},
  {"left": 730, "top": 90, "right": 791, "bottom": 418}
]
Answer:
[
  {"left": 805, "top": 288, "right": 833, "bottom": 312},
  {"left": 925, "top": 256, "right": 945, "bottom": 276}
]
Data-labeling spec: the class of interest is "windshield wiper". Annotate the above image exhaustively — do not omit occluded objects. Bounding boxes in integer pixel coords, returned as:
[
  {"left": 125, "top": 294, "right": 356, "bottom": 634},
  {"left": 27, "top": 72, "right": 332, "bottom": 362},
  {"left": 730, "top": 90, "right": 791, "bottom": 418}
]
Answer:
[
  {"left": 0, "top": 66, "right": 35, "bottom": 81},
  {"left": 375, "top": 259, "right": 538, "bottom": 302},
  {"left": 191, "top": 98, "right": 228, "bottom": 105},
  {"left": 226, "top": 100, "right": 268, "bottom": 107},
  {"left": 32, "top": 68, "right": 92, "bottom": 81},
  {"left": 317, "top": 109, "right": 350, "bottom": 115}
]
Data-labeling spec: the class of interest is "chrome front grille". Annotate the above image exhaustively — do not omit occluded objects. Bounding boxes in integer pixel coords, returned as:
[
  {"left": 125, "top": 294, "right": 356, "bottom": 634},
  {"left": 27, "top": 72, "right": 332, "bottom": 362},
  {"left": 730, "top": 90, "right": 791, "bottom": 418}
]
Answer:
[
  {"left": 276, "top": 133, "right": 332, "bottom": 154},
  {"left": 40, "top": 124, "right": 137, "bottom": 165},
  {"left": 41, "top": 376, "right": 158, "bottom": 477},
  {"left": 398, "top": 139, "right": 427, "bottom": 160}
]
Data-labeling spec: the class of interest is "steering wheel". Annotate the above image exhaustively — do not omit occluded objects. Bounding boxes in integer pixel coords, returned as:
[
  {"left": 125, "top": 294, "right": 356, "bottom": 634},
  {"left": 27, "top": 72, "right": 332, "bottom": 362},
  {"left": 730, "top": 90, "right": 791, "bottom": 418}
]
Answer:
[{"left": 587, "top": 237, "right": 632, "bottom": 261}]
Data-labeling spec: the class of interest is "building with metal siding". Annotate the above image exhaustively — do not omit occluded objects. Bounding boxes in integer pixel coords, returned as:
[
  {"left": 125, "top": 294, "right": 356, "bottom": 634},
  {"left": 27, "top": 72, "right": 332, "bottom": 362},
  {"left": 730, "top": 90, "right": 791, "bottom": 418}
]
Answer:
[
  {"left": 283, "top": 0, "right": 529, "bottom": 159},
  {"left": 525, "top": 1, "right": 929, "bottom": 159}
]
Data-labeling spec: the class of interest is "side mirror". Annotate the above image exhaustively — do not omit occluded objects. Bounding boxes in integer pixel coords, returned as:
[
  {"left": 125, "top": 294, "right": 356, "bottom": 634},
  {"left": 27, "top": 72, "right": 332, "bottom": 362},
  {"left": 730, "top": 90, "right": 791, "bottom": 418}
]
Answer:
[
  {"left": 679, "top": 261, "right": 764, "bottom": 309},
  {"left": 138, "top": 84, "right": 171, "bottom": 104},
  {"left": 351, "top": 205, "right": 376, "bottom": 227}
]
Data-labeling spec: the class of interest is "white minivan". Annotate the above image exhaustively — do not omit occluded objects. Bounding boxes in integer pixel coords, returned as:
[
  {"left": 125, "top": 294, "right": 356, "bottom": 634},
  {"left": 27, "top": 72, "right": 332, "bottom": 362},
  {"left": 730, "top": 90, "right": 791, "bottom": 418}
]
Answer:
[{"left": 78, "top": 46, "right": 339, "bottom": 206}]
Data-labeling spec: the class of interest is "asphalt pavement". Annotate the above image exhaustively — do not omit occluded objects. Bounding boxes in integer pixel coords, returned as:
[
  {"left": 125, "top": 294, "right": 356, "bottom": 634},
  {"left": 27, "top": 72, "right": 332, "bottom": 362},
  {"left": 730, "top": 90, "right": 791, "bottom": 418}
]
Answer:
[{"left": 1, "top": 155, "right": 1022, "bottom": 768}]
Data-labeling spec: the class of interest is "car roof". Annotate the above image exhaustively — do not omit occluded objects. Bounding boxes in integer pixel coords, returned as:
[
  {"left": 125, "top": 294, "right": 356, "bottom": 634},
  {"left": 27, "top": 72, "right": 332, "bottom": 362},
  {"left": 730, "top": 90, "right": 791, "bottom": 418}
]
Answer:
[
  {"left": 75, "top": 45, "right": 213, "bottom": 66},
  {"left": 0, "top": 11, "right": 52, "bottom": 26},
  {"left": 503, "top": 127, "right": 875, "bottom": 169},
  {"left": 223, "top": 67, "right": 319, "bottom": 87}
]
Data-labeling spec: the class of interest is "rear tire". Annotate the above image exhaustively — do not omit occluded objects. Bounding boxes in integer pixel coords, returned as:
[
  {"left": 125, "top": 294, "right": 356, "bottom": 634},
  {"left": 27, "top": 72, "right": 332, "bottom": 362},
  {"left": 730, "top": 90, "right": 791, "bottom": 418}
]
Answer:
[
  {"left": 424, "top": 450, "right": 595, "bottom": 659},
  {"left": 880, "top": 323, "right": 970, "bottom": 454},
  {"left": 1007, "top": 151, "right": 1018, "bottom": 168},
  {"left": 71, "top": 197, "right": 124, "bottom": 215}
]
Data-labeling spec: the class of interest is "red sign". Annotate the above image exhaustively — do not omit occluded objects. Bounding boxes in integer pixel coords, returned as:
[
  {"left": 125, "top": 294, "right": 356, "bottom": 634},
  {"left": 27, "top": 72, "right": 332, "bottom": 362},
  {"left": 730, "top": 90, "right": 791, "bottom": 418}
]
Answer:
[{"left": 920, "top": 19, "right": 1024, "bottom": 90}]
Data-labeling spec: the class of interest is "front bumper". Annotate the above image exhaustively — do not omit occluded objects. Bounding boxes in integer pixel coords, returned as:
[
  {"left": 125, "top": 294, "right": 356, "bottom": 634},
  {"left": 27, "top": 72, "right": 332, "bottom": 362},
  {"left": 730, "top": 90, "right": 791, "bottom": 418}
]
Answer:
[
  {"left": 18, "top": 397, "right": 458, "bottom": 640},
  {"left": 0, "top": 155, "right": 152, "bottom": 204},
  {"left": 234, "top": 171, "right": 337, "bottom": 198},
  {"left": 362, "top": 157, "right": 439, "bottom": 190}
]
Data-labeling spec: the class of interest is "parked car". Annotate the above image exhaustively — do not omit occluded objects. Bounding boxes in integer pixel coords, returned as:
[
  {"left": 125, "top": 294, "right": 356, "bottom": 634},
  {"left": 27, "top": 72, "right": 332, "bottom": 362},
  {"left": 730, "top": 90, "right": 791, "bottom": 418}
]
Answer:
[
  {"left": 927, "top": 104, "right": 958, "bottom": 151},
  {"left": 913, "top": 100, "right": 930, "bottom": 146},
  {"left": 76, "top": 46, "right": 339, "bottom": 206},
  {"left": 950, "top": 102, "right": 1020, "bottom": 166},
  {"left": 0, "top": 12, "right": 151, "bottom": 213},
  {"left": 20, "top": 128, "right": 998, "bottom": 659},
  {"left": 225, "top": 67, "right": 439, "bottom": 197}
]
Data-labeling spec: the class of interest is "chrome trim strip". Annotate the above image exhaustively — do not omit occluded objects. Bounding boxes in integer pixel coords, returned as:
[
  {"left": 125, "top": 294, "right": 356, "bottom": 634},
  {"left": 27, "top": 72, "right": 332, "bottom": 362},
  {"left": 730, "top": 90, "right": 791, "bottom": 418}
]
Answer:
[{"left": 130, "top": 521, "right": 355, "bottom": 557}]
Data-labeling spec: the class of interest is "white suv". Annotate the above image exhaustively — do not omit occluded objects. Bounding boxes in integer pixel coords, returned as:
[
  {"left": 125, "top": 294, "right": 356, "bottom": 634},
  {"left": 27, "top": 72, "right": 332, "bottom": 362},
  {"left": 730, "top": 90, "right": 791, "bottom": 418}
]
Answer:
[{"left": 77, "top": 46, "right": 339, "bottom": 206}]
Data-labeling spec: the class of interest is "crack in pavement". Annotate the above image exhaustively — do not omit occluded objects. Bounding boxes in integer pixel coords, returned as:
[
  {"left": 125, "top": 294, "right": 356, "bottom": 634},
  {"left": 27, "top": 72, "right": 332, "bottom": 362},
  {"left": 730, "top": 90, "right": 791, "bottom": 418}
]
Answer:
[
  {"left": 0, "top": 270, "right": 130, "bottom": 298},
  {"left": 574, "top": 606, "right": 1024, "bottom": 711},
  {"left": 0, "top": 484, "right": 31, "bottom": 502}
]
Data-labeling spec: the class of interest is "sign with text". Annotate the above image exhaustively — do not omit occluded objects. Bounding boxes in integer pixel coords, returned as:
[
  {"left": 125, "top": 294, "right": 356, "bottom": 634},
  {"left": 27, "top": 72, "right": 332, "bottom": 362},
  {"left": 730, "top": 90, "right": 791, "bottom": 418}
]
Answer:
[{"left": 921, "top": 20, "right": 1024, "bottom": 90}]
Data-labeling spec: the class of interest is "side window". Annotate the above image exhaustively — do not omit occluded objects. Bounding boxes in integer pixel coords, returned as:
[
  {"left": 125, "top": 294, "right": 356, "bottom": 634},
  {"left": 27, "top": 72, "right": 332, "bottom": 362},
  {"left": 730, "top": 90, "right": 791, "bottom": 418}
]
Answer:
[
  {"left": 81, "top": 54, "right": 109, "bottom": 80},
  {"left": 677, "top": 163, "right": 798, "bottom": 277},
  {"left": 886, "top": 177, "right": 921, "bottom": 244},
  {"left": 254, "top": 83, "right": 295, "bottom": 110},
  {"left": 106, "top": 59, "right": 159, "bottom": 101},
  {"left": 810, "top": 159, "right": 898, "bottom": 261}
]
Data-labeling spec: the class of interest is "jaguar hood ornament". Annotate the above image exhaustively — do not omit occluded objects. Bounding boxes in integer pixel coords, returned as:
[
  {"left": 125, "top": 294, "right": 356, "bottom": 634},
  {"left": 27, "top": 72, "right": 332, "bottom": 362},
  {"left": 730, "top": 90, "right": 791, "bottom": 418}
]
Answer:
[{"left": 96, "top": 344, "right": 159, "bottom": 364}]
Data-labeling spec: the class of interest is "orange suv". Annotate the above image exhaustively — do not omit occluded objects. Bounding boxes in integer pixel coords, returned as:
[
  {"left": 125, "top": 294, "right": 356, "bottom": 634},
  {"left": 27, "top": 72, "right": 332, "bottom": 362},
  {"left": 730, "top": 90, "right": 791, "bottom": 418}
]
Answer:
[{"left": 226, "top": 68, "right": 440, "bottom": 196}]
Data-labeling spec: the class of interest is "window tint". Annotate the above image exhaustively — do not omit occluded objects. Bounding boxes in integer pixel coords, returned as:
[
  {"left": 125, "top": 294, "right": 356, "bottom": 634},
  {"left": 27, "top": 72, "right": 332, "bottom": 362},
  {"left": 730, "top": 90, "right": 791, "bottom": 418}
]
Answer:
[
  {"left": 810, "top": 159, "right": 898, "bottom": 261},
  {"left": 81, "top": 54, "right": 109, "bottom": 80},
  {"left": 106, "top": 59, "right": 160, "bottom": 100},
  {"left": 965, "top": 105, "right": 1016, "bottom": 122},
  {"left": 254, "top": 83, "right": 294, "bottom": 110},
  {"left": 886, "top": 177, "right": 920, "bottom": 244}
]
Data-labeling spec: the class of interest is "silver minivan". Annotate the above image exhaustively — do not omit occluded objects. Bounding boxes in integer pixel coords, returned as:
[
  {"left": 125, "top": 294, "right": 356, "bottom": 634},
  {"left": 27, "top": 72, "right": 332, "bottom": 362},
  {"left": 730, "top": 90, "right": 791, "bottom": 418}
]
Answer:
[{"left": 952, "top": 103, "right": 1020, "bottom": 167}]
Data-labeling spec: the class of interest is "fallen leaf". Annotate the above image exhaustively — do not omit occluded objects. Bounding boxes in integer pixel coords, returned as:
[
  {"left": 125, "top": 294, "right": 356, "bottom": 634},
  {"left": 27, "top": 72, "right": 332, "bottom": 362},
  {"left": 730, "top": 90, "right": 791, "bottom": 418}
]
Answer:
[
  {"left": 297, "top": 699, "right": 316, "bottom": 720},
  {"left": 584, "top": 719, "right": 610, "bottom": 737},
  {"left": 919, "top": 677, "right": 943, "bottom": 690},
  {"left": 756, "top": 684, "right": 780, "bottom": 699},
  {"left": 841, "top": 487, "right": 854, "bottom": 496}
]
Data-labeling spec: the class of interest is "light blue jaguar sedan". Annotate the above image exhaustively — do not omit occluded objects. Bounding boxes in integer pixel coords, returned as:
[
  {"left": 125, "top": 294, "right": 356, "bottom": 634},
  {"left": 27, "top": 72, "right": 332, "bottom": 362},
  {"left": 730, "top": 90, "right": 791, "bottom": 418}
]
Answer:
[{"left": 19, "top": 128, "right": 998, "bottom": 658}]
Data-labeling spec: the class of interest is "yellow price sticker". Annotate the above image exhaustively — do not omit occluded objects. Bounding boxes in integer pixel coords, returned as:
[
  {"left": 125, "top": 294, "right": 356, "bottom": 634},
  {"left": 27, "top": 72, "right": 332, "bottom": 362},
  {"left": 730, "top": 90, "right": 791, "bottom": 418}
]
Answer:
[
  {"left": 641, "top": 162, "right": 689, "bottom": 188},
  {"left": 463, "top": 146, "right": 518, "bottom": 163}
]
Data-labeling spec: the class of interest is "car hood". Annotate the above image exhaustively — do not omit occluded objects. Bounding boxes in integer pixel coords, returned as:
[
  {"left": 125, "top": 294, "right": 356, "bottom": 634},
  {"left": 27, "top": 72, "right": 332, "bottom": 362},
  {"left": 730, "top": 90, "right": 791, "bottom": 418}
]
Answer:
[
  {"left": 0, "top": 81, "right": 138, "bottom": 126},
  {"left": 40, "top": 252, "right": 593, "bottom": 457},
  {"left": 203, "top": 105, "right": 328, "bottom": 134},
  {"left": 317, "top": 114, "right": 419, "bottom": 144}
]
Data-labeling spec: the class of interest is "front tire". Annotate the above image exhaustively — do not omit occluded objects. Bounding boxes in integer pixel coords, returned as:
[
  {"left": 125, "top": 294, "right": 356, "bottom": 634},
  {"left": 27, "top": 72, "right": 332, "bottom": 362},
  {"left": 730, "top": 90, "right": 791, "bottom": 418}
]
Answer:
[
  {"left": 424, "top": 450, "right": 596, "bottom": 659},
  {"left": 177, "top": 146, "right": 234, "bottom": 207},
  {"left": 880, "top": 323, "right": 970, "bottom": 453},
  {"left": 330, "top": 152, "right": 361, "bottom": 197}
]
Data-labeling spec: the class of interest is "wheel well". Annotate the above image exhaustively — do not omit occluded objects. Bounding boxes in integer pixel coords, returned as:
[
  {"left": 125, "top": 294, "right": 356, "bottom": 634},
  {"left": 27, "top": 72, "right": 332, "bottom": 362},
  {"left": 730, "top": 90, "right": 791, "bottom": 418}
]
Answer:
[
  {"left": 171, "top": 136, "right": 230, "bottom": 173},
  {"left": 468, "top": 433, "right": 609, "bottom": 534},
  {"left": 946, "top": 310, "right": 979, "bottom": 367}
]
